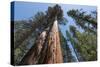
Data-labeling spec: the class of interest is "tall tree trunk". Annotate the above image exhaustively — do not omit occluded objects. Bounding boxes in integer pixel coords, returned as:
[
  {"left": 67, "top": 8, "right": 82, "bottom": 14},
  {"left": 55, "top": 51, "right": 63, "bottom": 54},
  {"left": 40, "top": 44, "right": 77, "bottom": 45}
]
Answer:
[
  {"left": 43, "top": 20, "right": 63, "bottom": 63},
  {"left": 19, "top": 20, "right": 63, "bottom": 65},
  {"left": 19, "top": 31, "right": 47, "bottom": 65}
]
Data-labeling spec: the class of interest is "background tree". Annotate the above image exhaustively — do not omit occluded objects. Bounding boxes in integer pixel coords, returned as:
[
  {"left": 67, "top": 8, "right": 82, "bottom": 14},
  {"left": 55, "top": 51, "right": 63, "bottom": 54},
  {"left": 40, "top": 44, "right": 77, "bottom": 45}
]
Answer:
[
  {"left": 74, "top": 31, "right": 97, "bottom": 61},
  {"left": 14, "top": 12, "right": 47, "bottom": 49},
  {"left": 67, "top": 9, "right": 97, "bottom": 34},
  {"left": 67, "top": 9, "right": 97, "bottom": 61},
  {"left": 60, "top": 31, "right": 76, "bottom": 62},
  {"left": 14, "top": 12, "right": 47, "bottom": 65}
]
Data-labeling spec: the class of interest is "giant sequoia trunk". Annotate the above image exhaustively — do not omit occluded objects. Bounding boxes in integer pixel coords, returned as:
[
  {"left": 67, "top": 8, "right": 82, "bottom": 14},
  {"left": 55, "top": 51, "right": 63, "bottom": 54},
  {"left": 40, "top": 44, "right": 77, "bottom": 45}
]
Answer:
[
  {"left": 19, "top": 20, "right": 63, "bottom": 65},
  {"left": 43, "top": 20, "right": 63, "bottom": 63}
]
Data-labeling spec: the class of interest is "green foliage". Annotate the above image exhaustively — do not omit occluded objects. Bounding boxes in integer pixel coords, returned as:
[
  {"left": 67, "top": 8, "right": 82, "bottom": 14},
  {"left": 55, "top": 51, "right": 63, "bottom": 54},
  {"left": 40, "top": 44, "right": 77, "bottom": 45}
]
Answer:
[
  {"left": 74, "top": 31, "right": 97, "bottom": 61},
  {"left": 67, "top": 9, "right": 97, "bottom": 34},
  {"left": 69, "top": 25, "right": 77, "bottom": 37},
  {"left": 67, "top": 9, "right": 97, "bottom": 61},
  {"left": 68, "top": 25, "right": 97, "bottom": 61},
  {"left": 14, "top": 20, "right": 33, "bottom": 49}
]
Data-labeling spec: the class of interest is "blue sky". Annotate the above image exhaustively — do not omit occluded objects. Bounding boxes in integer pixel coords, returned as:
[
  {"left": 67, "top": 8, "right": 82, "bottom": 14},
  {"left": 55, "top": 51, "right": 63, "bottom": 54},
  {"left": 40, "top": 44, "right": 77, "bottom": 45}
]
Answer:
[
  {"left": 13, "top": 1, "right": 97, "bottom": 37},
  {"left": 12, "top": 1, "right": 97, "bottom": 61},
  {"left": 13, "top": 1, "right": 96, "bottom": 21}
]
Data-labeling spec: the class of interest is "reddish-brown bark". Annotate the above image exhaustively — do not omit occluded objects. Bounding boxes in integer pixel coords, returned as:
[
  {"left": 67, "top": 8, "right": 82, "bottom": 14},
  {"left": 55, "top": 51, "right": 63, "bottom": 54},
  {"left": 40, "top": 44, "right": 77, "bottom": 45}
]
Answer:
[
  {"left": 44, "top": 20, "right": 63, "bottom": 63},
  {"left": 19, "top": 20, "right": 63, "bottom": 65}
]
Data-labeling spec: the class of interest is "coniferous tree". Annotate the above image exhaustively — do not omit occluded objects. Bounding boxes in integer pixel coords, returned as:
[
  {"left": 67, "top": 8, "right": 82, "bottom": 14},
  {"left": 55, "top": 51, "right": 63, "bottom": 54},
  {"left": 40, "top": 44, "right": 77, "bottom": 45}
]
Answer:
[
  {"left": 67, "top": 24, "right": 97, "bottom": 61},
  {"left": 67, "top": 9, "right": 97, "bottom": 34},
  {"left": 18, "top": 4, "right": 67, "bottom": 65}
]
